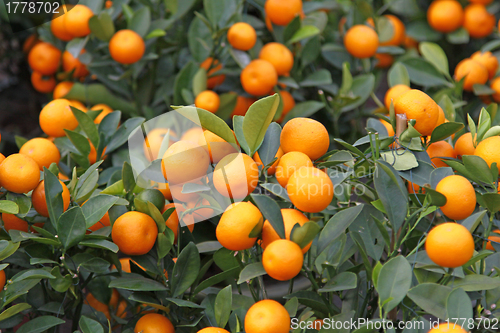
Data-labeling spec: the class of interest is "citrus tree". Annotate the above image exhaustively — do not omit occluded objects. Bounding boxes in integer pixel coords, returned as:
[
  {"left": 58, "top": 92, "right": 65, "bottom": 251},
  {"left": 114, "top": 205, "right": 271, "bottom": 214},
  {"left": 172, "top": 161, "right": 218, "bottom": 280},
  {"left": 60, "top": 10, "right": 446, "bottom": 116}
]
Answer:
[{"left": 2, "top": 0, "right": 500, "bottom": 332}]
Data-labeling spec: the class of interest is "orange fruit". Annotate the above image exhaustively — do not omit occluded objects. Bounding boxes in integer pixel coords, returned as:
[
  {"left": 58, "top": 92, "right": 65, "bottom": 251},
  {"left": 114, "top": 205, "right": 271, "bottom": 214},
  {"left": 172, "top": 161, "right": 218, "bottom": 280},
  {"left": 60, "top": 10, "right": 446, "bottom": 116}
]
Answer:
[
  {"left": 259, "top": 43, "right": 294, "bottom": 76},
  {"left": 63, "top": 4, "right": 93, "bottom": 37},
  {"left": 88, "top": 140, "right": 107, "bottom": 164},
  {"left": 90, "top": 104, "right": 114, "bottom": 124},
  {"left": 374, "top": 53, "right": 394, "bottom": 69},
  {"left": 280, "top": 117, "right": 329, "bottom": 160},
  {"left": 286, "top": 166, "right": 334, "bottom": 213},
  {"left": 1, "top": 213, "right": 28, "bottom": 232},
  {"left": 163, "top": 203, "right": 194, "bottom": 242},
  {"left": 454, "top": 58, "right": 489, "bottom": 92},
  {"left": 241, "top": 59, "right": 278, "bottom": 96},
  {"left": 69, "top": 100, "right": 88, "bottom": 112},
  {"left": 111, "top": 211, "right": 158, "bottom": 255},
  {"left": 31, "top": 72, "right": 56, "bottom": 94},
  {"left": 275, "top": 151, "right": 313, "bottom": 188},
  {"left": 384, "top": 84, "right": 411, "bottom": 110},
  {"left": 380, "top": 118, "right": 395, "bottom": 137},
  {"left": 428, "top": 324, "right": 468, "bottom": 333},
  {"left": 195, "top": 90, "right": 220, "bottom": 113},
  {"left": 471, "top": 51, "right": 498, "bottom": 79},
  {"left": 261, "top": 208, "right": 312, "bottom": 253},
  {"left": 404, "top": 36, "right": 419, "bottom": 49},
  {"left": 486, "top": 230, "right": 500, "bottom": 251},
  {"left": 105, "top": 0, "right": 113, "bottom": 8},
  {"left": 463, "top": 4, "right": 495, "bottom": 38},
  {"left": 197, "top": 329, "right": 230, "bottom": 333},
  {"left": 82, "top": 200, "right": 111, "bottom": 232},
  {"left": 344, "top": 25, "right": 379, "bottom": 59},
  {"left": 20, "top": 138, "right": 60, "bottom": 170},
  {"left": 231, "top": 96, "right": 255, "bottom": 117},
  {"left": 407, "top": 181, "right": 425, "bottom": 194},
  {"left": 0, "top": 154, "right": 40, "bottom": 193},
  {"left": 200, "top": 58, "right": 226, "bottom": 89},
  {"left": 23, "top": 34, "right": 40, "bottom": 53},
  {"left": 436, "top": 175, "right": 476, "bottom": 220},
  {"left": 109, "top": 30, "right": 145, "bottom": 65},
  {"left": 198, "top": 130, "right": 238, "bottom": 163},
  {"left": 491, "top": 77, "right": 500, "bottom": 102},
  {"left": 51, "top": 5, "right": 75, "bottom": 41},
  {"left": 144, "top": 128, "right": 177, "bottom": 162},
  {"left": 28, "top": 42, "right": 61, "bottom": 75},
  {"left": 161, "top": 141, "right": 210, "bottom": 184},
  {"left": 277, "top": 90, "right": 296, "bottom": 122},
  {"left": 39, "top": 99, "right": 79, "bottom": 137},
  {"left": 475, "top": 136, "right": 500, "bottom": 173},
  {"left": 469, "top": 0, "right": 492, "bottom": 4},
  {"left": 0, "top": 270, "right": 5, "bottom": 290},
  {"left": 86, "top": 289, "right": 125, "bottom": 320},
  {"left": 213, "top": 153, "right": 259, "bottom": 199},
  {"left": 62, "top": 50, "right": 89, "bottom": 78},
  {"left": 186, "top": 198, "right": 214, "bottom": 223},
  {"left": 245, "top": 299, "right": 290, "bottom": 333},
  {"left": 227, "top": 22, "right": 257, "bottom": 51},
  {"left": 265, "top": 0, "right": 303, "bottom": 26},
  {"left": 254, "top": 147, "right": 284, "bottom": 175},
  {"left": 216, "top": 201, "right": 264, "bottom": 251},
  {"left": 53, "top": 81, "right": 74, "bottom": 99},
  {"left": 427, "top": 0, "right": 464, "bottom": 33},
  {"left": 435, "top": 106, "right": 446, "bottom": 128},
  {"left": 156, "top": 182, "right": 173, "bottom": 201},
  {"left": 134, "top": 313, "right": 175, "bottom": 333},
  {"left": 426, "top": 141, "right": 456, "bottom": 168},
  {"left": 262, "top": 240, "right": 303, "bottom": 281},
  {"left": 454, "top": 132, "right": 476, "bottom": 157},
  {"left": 425, "top": 222, "right": 474, "bottom": 268},
  {"left": 377, "top": 15, "right": 405, "bottom": 46},
  {"left": 180, "top": 127, "right": 204, "bottom": 144},
  {"left": 394, "top": 89, "right": 439, "bottom": 136},
  {"left": 169, "top": 181, "right": 203, "bottom": 203},
  {"left": 32, "top": 180, "right": 71, "bottom": 217}
]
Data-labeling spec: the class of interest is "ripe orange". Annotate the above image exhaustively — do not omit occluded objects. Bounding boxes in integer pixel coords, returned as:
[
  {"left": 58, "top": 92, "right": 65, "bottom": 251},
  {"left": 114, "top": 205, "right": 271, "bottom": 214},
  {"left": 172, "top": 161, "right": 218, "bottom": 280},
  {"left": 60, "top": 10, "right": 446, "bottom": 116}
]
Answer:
[
  {"left": 32, "top": 180, "right": 71, "bottom": 217},
  {"left": 111, "top": 211, "right": 158, "bottom": 255},
  {"left": 88, "top": 211, "right": 110, "bottom": 232},
  {"left": 23, "top": 34, "right": 40, "bottom": 53},
  {"left": 245, "top": 299, "right": 291, "bottom": 333},
  {"left": 407, "top": 181, "right": 425, "bottom": 194},
  {"left": 20, "top": 138, "right": 60, "bottom": 170},
  {"left": 287, "top": 166, "right": 334, "bottom": 213},
  {"left": 195, "top": 91, "right": 220, "bottom": 113},
  {"left": 200, "top": 58, "right": 225, "bottom": 89},
  {"left": 63, "top": 4, "right": 93, "bottom": 37},
  {"left": 163, "top": 203, "right": 194, "bottom": 242},
  {"left": 491, "top": 77, "right": 500, "bottom": 103},
  {"left": 213, "top": 153, "right": 259, "bottom": 199},
  {"left": 88, "top": 140, "right": 107, "bottom": 164},
  {"left": 227, "top": 22, "right": 257, "bottom": 51},
  {"left": 261, "top": 208, "right": 311, "bottom": 253},
  {"left": 134, "top": 313, "right": 175, "bottom": 333},
  {"left": 428, "top": 324, "right": 468, "bottom": 333},
  {"left": 180, "top": 127, "right": 203, "bottom": 144},
  {"left": 344, "top": 25, "right": 379, "bottom": 59},
  {"left": 384, "top": 84, "right": 411, "bottom": 110},
  {"left": 427, "top": 0, "right": 464, "bottom": 33},
  {"left": 198, "top": 130, "right": 238, "bottom": 163},
  {"left": 241, "top": 59, "right": 278, "bottom": 96},
  {"left": 404, "top": 36, "right": 419, "bottom": 49},
  {"left": 0, "top": 270, "right": 5, "bottom": 290},
  {"left": 53, "top": 81, "right": 74, "bottom": 99},
  {"left": 265, "top": 0, "right": 303, "bottom": 26},
  {"left": 161, "top": 141, "right": 210, "bottom": 184},
  {"left": 471, "top": 51, "right": 498, "bottom": 79},
  {"left": 394, "top": 89, "right": 439, "bottom": 136},
  {"left": 28, "top": 42, "right": 61, "bottom": 76},
  {"left": 62, "top": 50, "right": 89, "bottom": 78},
  {"left": 426, "top": 222, "right": 474, "bottom": 268},
  {"left": 374, "top": 53, "right": 394, "bottom": 69},
  {"left": 0, "top": 153, "right": 4, "bottom": 165},
  {"left": 275, "top": 151, "right": 313, "bottom": 187},
  {"left": 259, "top": 43, "right": 294, "bottom": 76},
  {"left": 109, "top": 30, "right": 145, "bottom": 65},
  {"left": 51, "top": 10, "right": 73, "bottom": 41},
  {"left": 0, "top": 154, "right": 40, "bottom": 194},
  {"left": 463, "top": 4, "right": 495, "bottom": 38},
  {"left": 277, "top": 90, "right": 296, "bottom": 122},
  {"left": 454, "top": 132, "right": 476, "bottom": 157},
  {"left": 216, "top": 202, "right": 263, "bottom": 251},
  {"left": 231, "top": 96, "right": 255, "bottom": 117},
  {"left": 90, "top": 104, "right": 114, "bottom": 124},
  {"left": 454, "top": 58, "right": 489, "bottom": 91},
  {"left": 1, "top": 213, "right": 28, "bottom": 232},
  {"left": 380, "top": 118, "right": 395, "bottom": 137},
  {"left": 68, "top": 100, "right": 87, "bottom": 112},
  {"left": 144, "top": 128, "right": 177, "bottom": 162},
  {"left": 39, "top": 99, "right": 79, "bottom": 137},
  {"left": 197, "top": 328, "right": 230, "bottom": 333},
  {"left": 436, "top": 175, "right": 476, "bottom": 220},
  {"left": 31, "top": 72, "right": 56, "bottom": 94},
  {"left": 254, "top": 147, "right": 284, "bottom": 175},
  {"left": 169, "top": 181, "right": 202, "bottom": 203},
  {"left": 474, "top": 136, "right": 500, "bottom": 173},
  {"left": 426, "top": 141, "right": 456, "bottom": 168},
  {"left": 262, "top": 239, "right": 303, "bottom": 281},
  {"left": 370, "top": 15, "right": 405, "bottom": 46},
  {"left": 86, "top": 290, "right": 126, "bottom": 320},
  {"left": 280, "top": 117, "right": 329, "bottom": 160},
  {"left": 105, "top": 0, "right": 113, "bottom": 8},
  {"left": 435, "top": 106, "right": 446, "bottom": 128},
  {"left": 486, "top": 230, "right": 500, "bottom": 251}
]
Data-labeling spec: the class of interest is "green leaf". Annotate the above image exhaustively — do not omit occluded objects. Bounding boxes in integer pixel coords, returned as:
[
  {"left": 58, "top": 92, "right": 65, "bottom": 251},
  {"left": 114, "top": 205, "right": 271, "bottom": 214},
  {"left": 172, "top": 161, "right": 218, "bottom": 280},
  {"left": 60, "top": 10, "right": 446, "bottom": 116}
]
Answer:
[
  {"left": 194, "top": 267, "right": 240, "bottom": 294},
  {"left": 340, "top": 74, "right": 375, "bottom": 112},
  {"left": 290, "top": 222, "right": 321, "bottom": 249},
  {"left": 79, "top": 239, "right": 119, "bottom": 252},
  {"left": 171, "top": 242, "right": 200, "bottom": 297},
  {"left": 215, "top": 285, "right": 232, "bottom": 328},
  {"left": 16, "top": 316, "right": 65, "bottom": 333},
  {"left": 15, "top": 135, "right": 28, "bottom": 149},
  {"left": 49, "top": 267, "right": 72, "bottom": 292},
  {"left": 122, "top": 161, "right": 136, "bottom": 193},
  {"left": 129, "top": 7, "right": 151, "bottom": 37},
  {"left": 318, "top": 272, "right": 357, "bottom": 292},
  {"left": 318, "top": 204, "right": 364, "bottom": 254},
  {"left": 256, "top": 122, "right": 281, "bottom": 167},
  {"left": 287, "top": 25, "right": 320, "bottom": 44},
  {"left": 251, "top": 194, "right": 285, "bottom": 239},
  {"left": 419, "top": 42, "right": 449, "bottom": 75},
  {"left": 192, "top": 68, "right": 207, "bottom": 96},
  {"left": 430, "top": 122, "right": 464, "bottom": 143},
  {"left": 0, "top": 200, "right": 19, "bottom": 214},
  {"left": 215, "top": 93, "right": 238, "bottom": 120},
  {"left": 446, "top": 27, "right": 469, "bottom": 44},
  {"left": 88, "top": 12, "right": 115, "bottom": 42},
  {"left": 407, "top": 283, "right": 452, "bottom": 319},
  {"left": 43, "top": 168, "right": 64, "bottom": 230},
  {"left": 229, "top": 48, "right": 251, "bottom": 69},
  {"left": 480, "top": 193, "right": 500, "bottom": 212},
  {"left": 424, "top": 188, "right": 447, "bottom": 207},
  {"left": 438, "top": 94, "right": 455, "bottom": 121},
  {"left": 379, "top": 150, "right": 418, "bottom": 171},
  {"left": 57, "top": 206, "right": 86, "bottom": 250},
  {"left": 339, "top": 62, "right": 353, "bottom": 95},
  {"left": 81, "top": 195, "right": 119, "bottom": 229},
  {"left": 448, "top": 275, "right": 500, "bottom": 291},
  {"left": 243, "top": 94, "right": 280, "bottom": 156},
  {"left": 300, "top": 69, "right": 332, "bottom": 87},
  {"left": 188, "top": 18, "right": 213, "bottom": 63},
  {"left": 282, "top": 101, "right": 324, "bottom": 123},
  {"left": 376, "top": 256, "right": 412, "bottom": 312},
  {"left": 71, "top": 106, "right": 99, "bottom": 150},
  {"left": 79, "top": 316, "right": 104, "bottom": 333},
  {"left": 462, "top": 155, "right": 493, "bottom": 184},
  {"left": 0, "top": 303, "right": 31, "bottom": 322},
  {"left": 145, "top": 29, "right": 166, "bottom": 39},
  {"left": 401, "top": 58, "right": 449, "bottom": 87},
  {"left": 237, "top": 262, "right": 266, "bottom": 284},
  {"left": 11, "top": 269, "right": 55, "bottom": 283},
  {"left": 109, "top": 277, "right": 167, "bottom": 291},
  {"left": 80, "top": 257, "right": 112, "bottom": 274},
  {"left": 388, "top": 62, "right": 410, "bottom": 87},
  {"left": 445, "top": 288, "right": 472, "bottom": 322}
]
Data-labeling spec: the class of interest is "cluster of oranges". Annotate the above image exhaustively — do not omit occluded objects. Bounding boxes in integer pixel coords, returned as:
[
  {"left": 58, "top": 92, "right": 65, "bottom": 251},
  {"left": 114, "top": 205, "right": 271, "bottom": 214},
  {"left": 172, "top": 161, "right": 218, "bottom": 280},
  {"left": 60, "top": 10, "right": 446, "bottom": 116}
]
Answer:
[{"left": 455, "top": 51, "right": 498, "bottom": 92}]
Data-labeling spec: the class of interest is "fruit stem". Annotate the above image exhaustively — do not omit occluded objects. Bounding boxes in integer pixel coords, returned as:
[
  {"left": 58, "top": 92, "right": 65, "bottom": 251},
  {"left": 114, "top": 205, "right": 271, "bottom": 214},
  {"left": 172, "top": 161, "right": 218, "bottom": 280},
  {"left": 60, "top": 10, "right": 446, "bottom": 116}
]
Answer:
[{"left": 395, "top": 114, "right": 407, "bottom": 149}]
